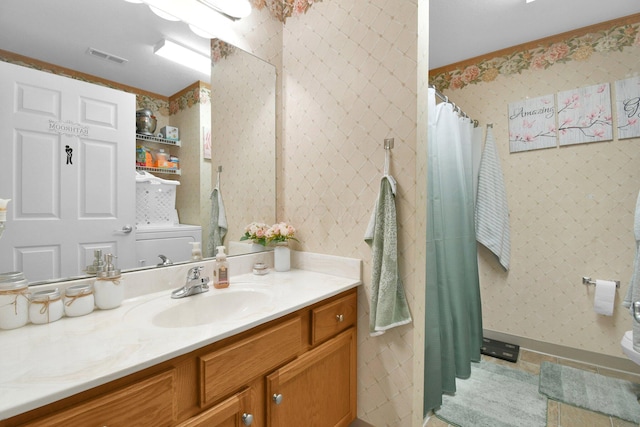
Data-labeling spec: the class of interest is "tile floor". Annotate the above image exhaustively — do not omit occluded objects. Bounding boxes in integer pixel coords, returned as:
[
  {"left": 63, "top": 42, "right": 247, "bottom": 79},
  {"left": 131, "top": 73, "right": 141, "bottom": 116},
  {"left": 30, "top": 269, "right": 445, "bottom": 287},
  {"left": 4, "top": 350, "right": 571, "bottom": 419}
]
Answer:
[{"left": 425, "top": 350, "right": 640, "bottom": 427}]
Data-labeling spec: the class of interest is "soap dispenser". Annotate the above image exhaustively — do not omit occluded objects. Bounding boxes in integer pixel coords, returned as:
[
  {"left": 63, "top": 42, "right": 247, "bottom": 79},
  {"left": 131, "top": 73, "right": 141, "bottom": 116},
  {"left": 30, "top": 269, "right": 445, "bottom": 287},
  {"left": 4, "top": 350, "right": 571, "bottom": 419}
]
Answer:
[
  {"left": 189, "top": 242, "right": 202, "bottom": 261},
  {"left": 94, "top": 253, "right": 124, "bottom": 309},
  {"left": 213, "top": 246, "right": 229, "bottom": 289},
  {"left": 85, "top": 249, "right": 105, "bottom": 275}
]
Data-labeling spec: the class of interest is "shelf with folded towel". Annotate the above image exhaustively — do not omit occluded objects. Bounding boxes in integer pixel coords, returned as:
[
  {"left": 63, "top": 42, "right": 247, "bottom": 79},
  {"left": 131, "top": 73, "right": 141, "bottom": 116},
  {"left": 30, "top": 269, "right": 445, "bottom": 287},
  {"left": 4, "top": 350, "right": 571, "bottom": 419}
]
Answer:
[{"left": 582, "top": 276, "right": 620, "bottom": 288}]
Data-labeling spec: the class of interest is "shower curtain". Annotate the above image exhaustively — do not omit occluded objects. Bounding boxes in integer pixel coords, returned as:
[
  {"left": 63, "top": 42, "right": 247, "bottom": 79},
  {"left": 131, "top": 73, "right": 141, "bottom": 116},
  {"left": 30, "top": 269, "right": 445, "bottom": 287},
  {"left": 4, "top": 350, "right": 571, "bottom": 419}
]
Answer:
[{"left": 424, "top": 88, "right": 483, "bottom": 415}]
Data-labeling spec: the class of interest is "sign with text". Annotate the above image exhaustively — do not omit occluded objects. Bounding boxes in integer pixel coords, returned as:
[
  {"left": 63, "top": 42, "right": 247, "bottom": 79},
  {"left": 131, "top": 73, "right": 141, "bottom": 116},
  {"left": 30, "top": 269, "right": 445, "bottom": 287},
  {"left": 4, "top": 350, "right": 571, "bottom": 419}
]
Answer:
[
  {"left": 508, "top": 94, "right": 557, "bottom": 153},
  {"left": 48, "top": 120, "right": 89, "bottom": 137},
  {"left": 615, "top": 76, "right": 640, "bottom": 140}
]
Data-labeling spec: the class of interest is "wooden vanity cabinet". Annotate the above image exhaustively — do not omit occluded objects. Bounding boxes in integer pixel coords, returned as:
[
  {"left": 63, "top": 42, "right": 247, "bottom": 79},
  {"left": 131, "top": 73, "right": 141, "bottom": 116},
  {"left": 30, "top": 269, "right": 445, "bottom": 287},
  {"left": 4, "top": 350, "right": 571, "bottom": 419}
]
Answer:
[
  {"left": 176, "top": 388, "right": 252, "bottom": 427},
  {"left": 2, "top": 288, "right": 357, "bottom": 427},
  {"left": 20, "top": 370, "right": 178, "bottom": 427},
  {"left": 267, "top": 328, "right": 356, "bottom": 427}
]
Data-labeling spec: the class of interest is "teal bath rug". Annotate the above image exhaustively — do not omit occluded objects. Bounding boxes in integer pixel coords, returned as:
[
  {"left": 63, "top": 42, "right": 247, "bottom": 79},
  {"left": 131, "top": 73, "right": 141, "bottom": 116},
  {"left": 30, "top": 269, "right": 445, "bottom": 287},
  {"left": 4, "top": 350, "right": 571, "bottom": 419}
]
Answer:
[
  {"left": 539, "top": 361, "right": 640, "bottom": 424},
  {"left": 435, "top": 360, "right": 547, "bottom": 427}
]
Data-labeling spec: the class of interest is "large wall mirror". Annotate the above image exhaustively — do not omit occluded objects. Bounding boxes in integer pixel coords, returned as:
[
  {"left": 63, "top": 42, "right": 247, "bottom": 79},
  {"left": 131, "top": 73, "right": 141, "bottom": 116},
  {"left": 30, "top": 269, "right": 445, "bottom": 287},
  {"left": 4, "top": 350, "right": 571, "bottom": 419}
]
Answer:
[{"left": 0, "top": 0, "right": 276, "bottom": 284}]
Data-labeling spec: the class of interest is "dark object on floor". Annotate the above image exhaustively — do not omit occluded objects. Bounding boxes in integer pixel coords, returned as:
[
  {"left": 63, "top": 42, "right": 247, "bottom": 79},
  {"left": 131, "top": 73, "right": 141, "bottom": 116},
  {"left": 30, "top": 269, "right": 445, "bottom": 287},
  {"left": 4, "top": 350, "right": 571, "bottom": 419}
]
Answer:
[{"left": 481, "top": 337, "right": 520, "bottom": 363}]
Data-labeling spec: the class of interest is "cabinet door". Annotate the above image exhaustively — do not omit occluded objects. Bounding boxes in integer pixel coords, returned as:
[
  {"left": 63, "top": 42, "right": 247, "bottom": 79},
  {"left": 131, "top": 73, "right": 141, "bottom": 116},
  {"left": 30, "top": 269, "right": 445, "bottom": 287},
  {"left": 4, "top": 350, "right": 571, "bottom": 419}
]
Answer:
[
  {"left": 266, "top": 328, "right": 356, "bottom": 427},
  {"left": 177, "top": 388, "right": 254, "bottom": 427},
  {"left": 23, "top": 370, "right": 176, "bottom": 427}
]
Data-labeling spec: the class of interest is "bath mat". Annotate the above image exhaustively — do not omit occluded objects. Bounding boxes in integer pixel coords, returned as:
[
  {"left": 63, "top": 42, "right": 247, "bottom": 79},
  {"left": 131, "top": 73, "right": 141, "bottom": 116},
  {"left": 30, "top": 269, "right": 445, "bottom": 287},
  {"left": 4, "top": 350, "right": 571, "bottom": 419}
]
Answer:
[
  {"left": 435, "top": 360, "right": 547, "bottom": 427},
  {"left": 539, "top": 361, "right": 640, "bottom": 424}
]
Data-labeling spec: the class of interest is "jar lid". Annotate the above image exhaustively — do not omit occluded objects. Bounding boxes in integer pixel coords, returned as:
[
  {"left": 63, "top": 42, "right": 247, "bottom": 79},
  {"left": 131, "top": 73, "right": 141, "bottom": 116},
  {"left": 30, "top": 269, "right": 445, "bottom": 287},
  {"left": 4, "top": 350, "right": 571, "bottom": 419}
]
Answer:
[
  {"left": 65, "top": 283, "right": 93, "bottom": 297},
  {"left": 31, "top": 288, "right": 60, "bottom": 302},
  {"left": 97, "top": 269, "right": 121, "bottom": 279},
  {"left": 0, "top": 271, "right": 28, "bottom": 290}
]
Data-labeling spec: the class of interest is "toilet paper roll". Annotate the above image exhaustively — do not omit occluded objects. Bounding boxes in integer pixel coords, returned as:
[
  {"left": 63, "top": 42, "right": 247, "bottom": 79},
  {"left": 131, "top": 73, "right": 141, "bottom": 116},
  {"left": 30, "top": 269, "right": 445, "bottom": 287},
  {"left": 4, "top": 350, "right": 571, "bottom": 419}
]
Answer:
[{"left": 594, "top": 279, "right": 617, "bottom": 316}]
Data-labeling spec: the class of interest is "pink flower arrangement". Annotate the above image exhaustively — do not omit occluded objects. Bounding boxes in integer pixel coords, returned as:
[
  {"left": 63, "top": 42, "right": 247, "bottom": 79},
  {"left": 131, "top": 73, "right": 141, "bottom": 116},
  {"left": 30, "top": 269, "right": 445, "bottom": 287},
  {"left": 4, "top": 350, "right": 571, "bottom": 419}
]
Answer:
[
  {"left": 266, "top": 222, "right": 298, "bottom": 245},
  {"left": 240, "top": 222, "right": 270, "bottom": 246}
]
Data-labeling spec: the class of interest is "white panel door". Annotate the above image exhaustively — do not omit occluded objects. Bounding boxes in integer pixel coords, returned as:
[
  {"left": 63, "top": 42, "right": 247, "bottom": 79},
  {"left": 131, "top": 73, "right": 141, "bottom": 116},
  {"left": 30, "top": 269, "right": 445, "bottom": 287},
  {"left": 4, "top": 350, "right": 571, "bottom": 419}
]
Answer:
[{"left": 0, "top": 62, "right": 136, "bottom": 282}]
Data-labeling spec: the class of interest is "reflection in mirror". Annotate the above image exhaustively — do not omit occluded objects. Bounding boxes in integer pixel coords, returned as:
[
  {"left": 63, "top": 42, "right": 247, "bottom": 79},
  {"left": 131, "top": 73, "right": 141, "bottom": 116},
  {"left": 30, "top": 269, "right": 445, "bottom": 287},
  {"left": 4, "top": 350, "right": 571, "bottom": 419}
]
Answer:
[
  {"left": 0, "top": 0, "right": 276, "bottom": 284},
  {"left": 210, "top": 42, "right": 277, "bottom": 257}
]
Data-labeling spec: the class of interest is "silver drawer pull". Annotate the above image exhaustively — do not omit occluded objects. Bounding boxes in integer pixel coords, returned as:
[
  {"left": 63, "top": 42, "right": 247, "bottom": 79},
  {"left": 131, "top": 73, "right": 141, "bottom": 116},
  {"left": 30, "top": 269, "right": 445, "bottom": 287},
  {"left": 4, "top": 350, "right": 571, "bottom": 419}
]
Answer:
[
  {"left": 272, "top": 393, "right": 283, "bottom": 405},
  {"left": 336, "top": 314, "right": 344, "bottom": 322},
  {"left": 242, "top": 413, "right": 254, "bottom": 426}
]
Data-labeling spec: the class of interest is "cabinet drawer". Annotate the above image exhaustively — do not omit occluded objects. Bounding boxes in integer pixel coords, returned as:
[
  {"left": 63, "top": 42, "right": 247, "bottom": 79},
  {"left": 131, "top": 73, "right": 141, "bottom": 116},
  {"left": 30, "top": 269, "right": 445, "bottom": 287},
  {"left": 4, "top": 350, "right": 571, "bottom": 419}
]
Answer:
[
  {"left": 177, "top": 388, "right": 252, "bottom": 427},
  {"left": 311, "top": 291, "right": 357, "bottom": 345},
  {"left": 24, "top": 370, "right": 177, "bottom": 427},
  {"left": 200, "top": 316, "right": 302, "bottom": 407}
]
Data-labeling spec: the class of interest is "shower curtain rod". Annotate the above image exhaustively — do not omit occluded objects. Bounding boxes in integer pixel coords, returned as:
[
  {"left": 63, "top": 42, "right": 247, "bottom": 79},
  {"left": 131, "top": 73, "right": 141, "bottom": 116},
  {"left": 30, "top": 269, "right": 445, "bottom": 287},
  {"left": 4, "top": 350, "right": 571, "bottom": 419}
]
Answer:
[{"left": 429, "top": 85, "right": 478, "bottom": 127}]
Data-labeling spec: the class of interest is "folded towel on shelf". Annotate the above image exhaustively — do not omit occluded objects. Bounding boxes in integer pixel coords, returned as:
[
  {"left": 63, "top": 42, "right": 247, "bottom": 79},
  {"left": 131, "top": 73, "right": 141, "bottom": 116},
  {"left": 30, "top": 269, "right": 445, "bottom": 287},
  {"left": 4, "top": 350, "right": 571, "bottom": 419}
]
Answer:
[
  {"left": 207, "top": 187, "right": 228, "bottom": 257},
  {"left": 364, "top": 176, "right": 412, "bottom": 336},
  {"left": 475, "top": 126, "right": 511, "bottom": 270}
]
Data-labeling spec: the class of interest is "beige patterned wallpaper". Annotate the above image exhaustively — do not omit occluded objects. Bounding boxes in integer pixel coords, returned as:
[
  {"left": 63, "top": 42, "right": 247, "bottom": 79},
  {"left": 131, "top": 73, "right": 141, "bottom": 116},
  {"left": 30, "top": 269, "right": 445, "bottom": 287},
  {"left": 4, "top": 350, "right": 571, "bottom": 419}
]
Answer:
[
  {"left": 172, "top": 83, "right": 211, "bottom": 247},
  {"left": 281, "top": 1, "right": 419, "bottom": 425},
  {"left": 212, "top": 47, "right": 277, "bottom": 248},
  {"left": 438, "top": 22, "right": 640, "bottom": 360}
]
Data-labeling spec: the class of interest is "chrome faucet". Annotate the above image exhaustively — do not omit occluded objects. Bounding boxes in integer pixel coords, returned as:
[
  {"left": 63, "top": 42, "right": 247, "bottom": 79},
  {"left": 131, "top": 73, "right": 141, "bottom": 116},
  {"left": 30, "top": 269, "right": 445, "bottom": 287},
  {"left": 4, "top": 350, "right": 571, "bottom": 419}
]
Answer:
[
  {"left": 171, "top": 266, "right": 210, "bottom": 299},
  {"left": 157, "top": 254, "right": 172, "bottom": 266}
]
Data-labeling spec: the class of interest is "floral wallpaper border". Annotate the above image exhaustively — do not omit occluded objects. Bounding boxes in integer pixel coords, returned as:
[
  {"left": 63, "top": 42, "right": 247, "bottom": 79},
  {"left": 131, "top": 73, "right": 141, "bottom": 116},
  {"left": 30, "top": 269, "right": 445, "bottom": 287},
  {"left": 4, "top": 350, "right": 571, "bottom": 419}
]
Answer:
[
  {"left": 0, "top": 50, "right": 209, "bottom": 117},
  {"left": 430, "top": 18, "right": 640, "bottom": 92},
  {"left": 250, "top": 0, "right": 322, "bottom": 23}
]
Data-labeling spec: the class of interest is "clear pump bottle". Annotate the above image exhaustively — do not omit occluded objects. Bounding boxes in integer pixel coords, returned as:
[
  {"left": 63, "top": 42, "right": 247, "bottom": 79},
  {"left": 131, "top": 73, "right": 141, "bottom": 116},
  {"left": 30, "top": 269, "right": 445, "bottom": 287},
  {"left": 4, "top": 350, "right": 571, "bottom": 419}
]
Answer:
[{"left": 214, "top": 246, "right": 229, "bottom": 289}]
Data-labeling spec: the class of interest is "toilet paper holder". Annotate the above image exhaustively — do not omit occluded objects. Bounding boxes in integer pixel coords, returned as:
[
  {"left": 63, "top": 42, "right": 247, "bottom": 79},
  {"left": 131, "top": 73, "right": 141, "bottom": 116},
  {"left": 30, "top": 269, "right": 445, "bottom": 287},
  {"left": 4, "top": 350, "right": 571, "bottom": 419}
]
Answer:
[{"left": 582, "top": 276, "right": 620, "bottom": 288}]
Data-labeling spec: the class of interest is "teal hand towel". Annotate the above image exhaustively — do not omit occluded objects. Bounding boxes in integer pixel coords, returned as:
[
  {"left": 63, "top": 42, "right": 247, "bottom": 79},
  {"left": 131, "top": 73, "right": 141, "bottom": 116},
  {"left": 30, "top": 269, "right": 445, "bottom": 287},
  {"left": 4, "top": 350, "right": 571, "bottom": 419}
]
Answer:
[
  {"left": 207, "top": 187, "right": 228, "bottom": 257},
  {"left": 365, "top": 176, "right": 412, "bottom": 336}
]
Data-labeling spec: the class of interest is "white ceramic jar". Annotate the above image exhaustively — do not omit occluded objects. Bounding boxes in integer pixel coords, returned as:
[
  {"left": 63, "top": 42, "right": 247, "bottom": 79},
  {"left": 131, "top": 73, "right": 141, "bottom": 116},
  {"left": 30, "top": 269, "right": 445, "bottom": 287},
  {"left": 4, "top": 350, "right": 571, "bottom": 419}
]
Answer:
[
  {"left": 0, "top": 271, "right": 30, "bottom": 330},
  {"left": 64, "top": 283, "right": 95, "bottom": 317},
  {"left": 29, "top": 288, "right": 63, "bottom": 324},
  {"left": 94, "top": 254, "right": 124, "bottom": 310},
  {"left": 94, "top": 277, "right": 124, "bottom": 309}
]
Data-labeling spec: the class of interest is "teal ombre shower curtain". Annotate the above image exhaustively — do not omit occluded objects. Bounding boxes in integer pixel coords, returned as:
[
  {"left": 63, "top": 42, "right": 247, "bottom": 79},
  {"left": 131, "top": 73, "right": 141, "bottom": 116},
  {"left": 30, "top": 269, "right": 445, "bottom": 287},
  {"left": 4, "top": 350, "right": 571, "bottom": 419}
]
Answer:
[{"left": 424, "top": 88, "right": 483, "bottom": 415}]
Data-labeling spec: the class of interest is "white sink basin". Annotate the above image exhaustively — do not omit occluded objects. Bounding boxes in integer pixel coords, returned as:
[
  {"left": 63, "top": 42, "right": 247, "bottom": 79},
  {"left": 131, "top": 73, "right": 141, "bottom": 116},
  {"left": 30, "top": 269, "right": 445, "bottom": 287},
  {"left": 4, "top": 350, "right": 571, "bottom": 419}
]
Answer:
[{"left": 126, "top": 285, "right": 275, "bottom": 328}]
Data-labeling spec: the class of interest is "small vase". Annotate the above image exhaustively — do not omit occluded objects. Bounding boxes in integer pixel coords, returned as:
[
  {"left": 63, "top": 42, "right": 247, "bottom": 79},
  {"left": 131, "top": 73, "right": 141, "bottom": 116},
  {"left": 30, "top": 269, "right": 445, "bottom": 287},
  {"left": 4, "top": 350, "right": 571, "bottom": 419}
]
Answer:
[
  {"left": 273, "top": 245, "right": 290, "bottom": 272},
  {"left": 251, "top": 243, "right": 265, "bottom": 253}
]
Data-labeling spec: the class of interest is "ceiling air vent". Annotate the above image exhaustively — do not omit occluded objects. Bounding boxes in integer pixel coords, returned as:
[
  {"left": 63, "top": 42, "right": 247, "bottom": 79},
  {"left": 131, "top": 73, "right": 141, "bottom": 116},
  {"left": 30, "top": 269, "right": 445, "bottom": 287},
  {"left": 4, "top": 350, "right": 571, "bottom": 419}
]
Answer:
[{"left": 86, "top": 48, "right": 128, "bottom": 65}]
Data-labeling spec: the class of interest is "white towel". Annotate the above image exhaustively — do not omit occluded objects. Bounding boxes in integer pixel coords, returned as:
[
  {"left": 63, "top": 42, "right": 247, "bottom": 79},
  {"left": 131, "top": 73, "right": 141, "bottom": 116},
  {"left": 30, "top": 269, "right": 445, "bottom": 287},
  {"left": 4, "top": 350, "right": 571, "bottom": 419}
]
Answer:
[
  {"left": 594, "top": 279, "right": 617, "bottom": 316},
  {"left": 364, "top": 176, "right": 412, "bottom": 336},
  {"left": 623, "top": 190, "right": 640, "bottom": 309},
  {"left": 475, "top": 127, "right": 511, "bottom": 270},
  {"left": 207, "top": 187, "right": 228, "bottom": 257},
  {"left": 623, "top": 190, "right": 640, "bottom": 351}
]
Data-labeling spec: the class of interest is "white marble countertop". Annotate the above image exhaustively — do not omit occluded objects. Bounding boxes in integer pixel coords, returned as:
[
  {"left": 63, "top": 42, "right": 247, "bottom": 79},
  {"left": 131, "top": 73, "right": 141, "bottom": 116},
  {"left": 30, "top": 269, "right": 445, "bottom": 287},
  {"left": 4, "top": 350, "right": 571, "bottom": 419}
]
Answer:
[{"left": 0, "top": 252, "right": 361, "bottom": 421}]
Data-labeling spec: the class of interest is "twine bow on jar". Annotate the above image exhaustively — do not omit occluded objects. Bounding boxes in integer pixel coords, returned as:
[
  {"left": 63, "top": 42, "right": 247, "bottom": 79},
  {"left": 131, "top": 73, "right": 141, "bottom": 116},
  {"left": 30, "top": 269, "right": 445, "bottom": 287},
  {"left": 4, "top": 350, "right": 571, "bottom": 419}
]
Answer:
[{"left": 0, "top": 288, "right": 29, "bottom": 315}]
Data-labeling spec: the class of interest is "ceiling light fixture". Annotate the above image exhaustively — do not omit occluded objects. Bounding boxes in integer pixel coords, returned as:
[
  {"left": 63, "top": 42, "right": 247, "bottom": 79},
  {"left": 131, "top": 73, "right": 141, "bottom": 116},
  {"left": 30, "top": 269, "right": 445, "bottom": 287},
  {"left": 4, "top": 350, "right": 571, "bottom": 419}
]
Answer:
[
  {"left": 197, "top": 0, "right": 252, "bottom": 21},
  {"left": 189, "top": 23, "right": 217, "bottom": 39},
  {"left": 148, "top": 5, "right": 180, "bottom": 21},
  {"left": 526, "top": 0, "right": 536, "bottom": 3},
  {"left": 154, "top": 39, "right": 211, "bottom": 76}
]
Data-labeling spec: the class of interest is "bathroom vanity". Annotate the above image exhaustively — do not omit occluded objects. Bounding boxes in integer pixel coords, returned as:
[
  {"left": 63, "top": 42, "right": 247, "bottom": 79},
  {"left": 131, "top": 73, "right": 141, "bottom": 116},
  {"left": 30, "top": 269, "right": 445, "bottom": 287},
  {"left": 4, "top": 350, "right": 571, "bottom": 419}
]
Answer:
[{"left": 0, "top": 253, "right": 361, "bottom": 427}]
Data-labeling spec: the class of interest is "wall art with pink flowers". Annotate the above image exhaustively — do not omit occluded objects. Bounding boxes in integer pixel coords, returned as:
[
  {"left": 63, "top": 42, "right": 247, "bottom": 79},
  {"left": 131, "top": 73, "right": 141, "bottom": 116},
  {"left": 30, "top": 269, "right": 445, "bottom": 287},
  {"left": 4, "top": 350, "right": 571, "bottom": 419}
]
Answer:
[
  {"left": 556, "top": 83, "right": 613, "bottom": 146},
  {"left": 508, "top": 94, "right": 557, "bottom": 153},
  {"left": 615, "top": 76, "right": 640, "bottom": 140}
]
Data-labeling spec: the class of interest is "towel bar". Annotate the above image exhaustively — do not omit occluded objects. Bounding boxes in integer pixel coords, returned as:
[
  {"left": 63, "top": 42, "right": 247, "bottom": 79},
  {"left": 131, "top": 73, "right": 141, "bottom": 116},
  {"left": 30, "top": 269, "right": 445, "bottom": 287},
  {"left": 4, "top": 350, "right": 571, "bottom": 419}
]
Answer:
[{"left": 582, "top": 276, "right": 620, "bottom": 289}]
